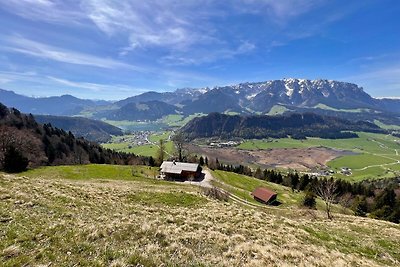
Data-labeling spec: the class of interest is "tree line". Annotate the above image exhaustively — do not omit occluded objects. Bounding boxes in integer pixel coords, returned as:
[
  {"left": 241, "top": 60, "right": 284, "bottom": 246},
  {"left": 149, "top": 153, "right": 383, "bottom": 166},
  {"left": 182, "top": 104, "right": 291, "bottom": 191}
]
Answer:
[{"left": 180, "top": 112, "right": 385, "bottom": 141}]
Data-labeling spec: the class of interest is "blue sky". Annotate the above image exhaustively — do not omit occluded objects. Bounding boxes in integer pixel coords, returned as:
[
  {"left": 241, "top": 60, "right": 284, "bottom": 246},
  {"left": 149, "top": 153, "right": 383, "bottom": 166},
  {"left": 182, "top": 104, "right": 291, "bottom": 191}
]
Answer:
[{"left": 0, "top": 0, "right": 399, "bottom": 100}]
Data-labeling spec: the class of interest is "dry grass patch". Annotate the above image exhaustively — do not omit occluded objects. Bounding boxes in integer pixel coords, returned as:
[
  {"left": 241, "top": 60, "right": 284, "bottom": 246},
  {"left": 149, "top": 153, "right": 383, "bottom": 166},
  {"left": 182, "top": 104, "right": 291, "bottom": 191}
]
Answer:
[{"left": 1, "top": 171, "right": 400, "bottom": 266}]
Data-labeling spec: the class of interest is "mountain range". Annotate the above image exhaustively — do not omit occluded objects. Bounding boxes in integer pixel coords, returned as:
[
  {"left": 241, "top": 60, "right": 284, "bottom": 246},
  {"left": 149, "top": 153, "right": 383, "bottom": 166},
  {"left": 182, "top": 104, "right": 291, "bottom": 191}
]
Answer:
[
  {"left": 2, "top": 79, "right": 400, "bottom": 124},
  {"left": 0, "top": 89, "right": 108, "bottom": 115}
]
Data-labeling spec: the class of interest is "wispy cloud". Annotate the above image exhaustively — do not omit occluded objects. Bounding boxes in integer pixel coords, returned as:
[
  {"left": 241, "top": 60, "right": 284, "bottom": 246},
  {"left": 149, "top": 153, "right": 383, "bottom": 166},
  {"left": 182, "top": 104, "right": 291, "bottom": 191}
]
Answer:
[
  {"left": 1, "top": 0, "right": 329, "bottom": 66},
  {"left": 81, "top": 1, "right": 268, "bottom": 65},
  {"left": 81, "top": 1, "right": 217, "bottom": 53},
  {"left": 0, "top": 70, "right": 39, "bottom": 84},
  {"left": 236, "top": 0, "right": 324, "bottom": 23},
  {"left": 1, "top": 35, "right": 140, "bottom": 70},
  {"left": 47, "top": 76, "right": 136, "bottom": 92},
  {"left": 160, "top": 41, "right": 256, "bottom": 66},
  {"left": 0, "top": 0, "right": 85, "bottom": 24}
]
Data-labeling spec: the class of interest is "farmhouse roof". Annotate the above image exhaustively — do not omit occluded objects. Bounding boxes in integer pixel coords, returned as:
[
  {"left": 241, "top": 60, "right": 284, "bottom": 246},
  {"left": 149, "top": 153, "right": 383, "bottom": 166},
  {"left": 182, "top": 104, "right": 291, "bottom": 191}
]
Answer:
[
  {"left": 160, "top": 161, "right": 199, "bottom": 175},
  {"left": 251, "top": 187, "right": 277, "bottom": 203}
]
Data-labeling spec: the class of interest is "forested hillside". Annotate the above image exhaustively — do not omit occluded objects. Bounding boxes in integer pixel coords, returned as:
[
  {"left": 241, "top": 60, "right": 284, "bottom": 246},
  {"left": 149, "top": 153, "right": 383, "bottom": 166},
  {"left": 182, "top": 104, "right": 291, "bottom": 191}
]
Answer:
[
  {"left": 34, "top": 115, "right": 123, "bottom": 142},
  {"left": 0, "top": 103, "right": 151, "bottom": 173},
  {"left": 180, "top": 112, "right": 385, "bottom": 140}
]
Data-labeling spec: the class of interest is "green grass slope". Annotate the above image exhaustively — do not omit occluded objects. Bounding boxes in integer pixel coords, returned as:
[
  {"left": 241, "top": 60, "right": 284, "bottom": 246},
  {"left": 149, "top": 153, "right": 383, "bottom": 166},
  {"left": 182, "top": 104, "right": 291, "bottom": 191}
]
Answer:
[{"left": 102, "top": 132, "right": 174, "bottom": 157}]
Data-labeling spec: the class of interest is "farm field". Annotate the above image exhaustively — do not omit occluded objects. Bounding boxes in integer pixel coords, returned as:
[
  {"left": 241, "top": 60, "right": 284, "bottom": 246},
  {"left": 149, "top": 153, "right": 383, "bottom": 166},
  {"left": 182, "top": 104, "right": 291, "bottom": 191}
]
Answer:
[
  {"left": 267, "top": 105, "right": 290, "bottom": 115},
  {"left": 238, "top": 132, "right": 400, "bottom": 181},
  {"left": 159, "top": 113, "right": 206, "bottom": 127},
  {"left": 103, "top": 119, "right": 167, "bottom": 132},
  {"left": 1, "top": 165, "right": 400, "bottom": 266},
  {"left": 102, "top": 131, "right": 174, "bottom": 157}
]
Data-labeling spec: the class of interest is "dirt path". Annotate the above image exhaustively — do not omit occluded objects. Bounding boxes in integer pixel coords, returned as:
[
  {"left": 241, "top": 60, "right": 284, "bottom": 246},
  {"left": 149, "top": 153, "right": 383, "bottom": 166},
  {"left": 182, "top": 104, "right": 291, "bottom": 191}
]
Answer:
[
  {"left": 199, "top": 170, "right": 273, "bottom": 209},
  {"left": 181, "top": 169, "right": 214, "bottom": 188}
]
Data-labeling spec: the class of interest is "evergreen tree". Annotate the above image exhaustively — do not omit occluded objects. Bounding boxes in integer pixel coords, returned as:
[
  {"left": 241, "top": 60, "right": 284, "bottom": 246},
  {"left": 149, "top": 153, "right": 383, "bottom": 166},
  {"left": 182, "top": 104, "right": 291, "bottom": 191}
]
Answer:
[
  {"left": 298, "top": 174, "right": 310, "bottom": 191},
  {"left": 352, "top": 196, "right": 368, "bottom": 217},
  {"left": 302, "top": 191, "right": 316, "bottom": 209},
  {"left": 374, "top": 188, "right": 396, "bottom": 210},
  {"left": 199, "top": 156, "right": 204, "bottom": 166},
  {"left": 156, "top": 139, "right": 166, "bottom": 165},
  {"left": 3, "top": 145, "right": 29, "bottom": 173}
]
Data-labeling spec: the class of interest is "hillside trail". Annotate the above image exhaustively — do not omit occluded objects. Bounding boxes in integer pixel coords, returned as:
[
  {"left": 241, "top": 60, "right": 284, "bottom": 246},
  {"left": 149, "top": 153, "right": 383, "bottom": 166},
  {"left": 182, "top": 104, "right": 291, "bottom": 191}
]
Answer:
[{"left": 188, "top": 169, "right": 270, "bottom": 209}]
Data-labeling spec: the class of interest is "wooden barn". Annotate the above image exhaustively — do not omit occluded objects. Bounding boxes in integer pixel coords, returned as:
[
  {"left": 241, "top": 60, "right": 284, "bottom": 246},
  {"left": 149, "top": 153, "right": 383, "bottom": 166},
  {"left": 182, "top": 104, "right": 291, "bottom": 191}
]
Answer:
[
  {"left": 251, "top": 187, "right": 277, "bottom": 205},
  {"left": 160, "top": 161, "right": 201, "bottom": 180}
]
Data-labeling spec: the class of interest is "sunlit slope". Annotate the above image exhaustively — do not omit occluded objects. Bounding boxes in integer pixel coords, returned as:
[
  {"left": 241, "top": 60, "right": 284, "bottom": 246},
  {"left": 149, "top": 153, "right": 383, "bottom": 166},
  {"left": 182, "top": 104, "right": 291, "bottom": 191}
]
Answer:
[{"left": 1, "top": 165, "right": 400, "bottom": 266}]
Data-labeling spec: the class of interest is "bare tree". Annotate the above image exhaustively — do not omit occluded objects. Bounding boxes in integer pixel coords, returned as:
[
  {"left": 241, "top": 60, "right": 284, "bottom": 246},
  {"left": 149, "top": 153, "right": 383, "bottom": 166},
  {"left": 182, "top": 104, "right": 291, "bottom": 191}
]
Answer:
[
  {"left": 172, "top": 133, "right": 185, "bottom": 162},
  {"left": 0, "top": 126, "right": 45, "bottom": 169},
  {"left": 315, "top": 179, "right": 338, "bottom": 220},
  {"left": 0, "top": 126, "right": 24, "bottom": 168}
]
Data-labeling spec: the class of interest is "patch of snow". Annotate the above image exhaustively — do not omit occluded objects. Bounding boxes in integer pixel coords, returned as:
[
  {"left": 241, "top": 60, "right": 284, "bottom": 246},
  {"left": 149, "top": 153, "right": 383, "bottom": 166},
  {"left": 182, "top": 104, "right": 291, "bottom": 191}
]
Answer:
[
  {"left": 285, "top": 83, "right": 294, "bottom": 97},
  {"left": 322, "top": 90, "right": 330, "bottom": 97},
  {"left": 246, "top": 93, "right": 258, "bottom": 100},
  {"left": 375, "top": 96, "right": 400, "bottom": 99}
]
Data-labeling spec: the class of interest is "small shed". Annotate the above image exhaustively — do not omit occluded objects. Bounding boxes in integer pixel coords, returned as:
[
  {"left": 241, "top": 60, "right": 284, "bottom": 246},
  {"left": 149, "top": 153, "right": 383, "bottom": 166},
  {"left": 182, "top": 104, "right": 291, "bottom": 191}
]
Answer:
[
  {"left": 251, "top": 187, "right": 277, "bottom": 205},
  {"left": 160, "top": 161, "right": 201, "bottom": 180}
]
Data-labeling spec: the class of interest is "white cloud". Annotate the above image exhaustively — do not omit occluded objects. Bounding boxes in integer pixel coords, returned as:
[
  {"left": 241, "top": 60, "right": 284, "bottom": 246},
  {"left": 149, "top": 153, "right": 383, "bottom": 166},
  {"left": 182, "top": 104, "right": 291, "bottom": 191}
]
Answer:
[
  {"left": 0, "top": 70, "right": 39, "bottom": 84},
  {"left": 234, "top": 0, "right": 323, "bottom": 23},
  {"left": 47, "top": 76, "right": 135, "bottom": 92},
  {"left": 81, "top": 0, "right": 214, "bottom": 53},
  {"left": 1, "top": 0, "right": 329, "bottom": 66},
  {"left": 160, "top": 41, "right": 256, "bottom": 66},
  {"left": 1, "top": 35, "right": 140, "bottom": 70},
  {"left": 0, "top": 0, "right": 85, "bottom": 24}
]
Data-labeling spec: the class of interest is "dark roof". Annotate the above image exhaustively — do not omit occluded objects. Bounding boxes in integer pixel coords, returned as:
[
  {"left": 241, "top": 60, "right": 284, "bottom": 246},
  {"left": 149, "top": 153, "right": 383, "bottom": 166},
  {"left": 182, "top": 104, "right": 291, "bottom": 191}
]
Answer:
[
  {"left": 160, "top": 161, "right": 199, "bottom": 174},
  {"left": 251, "top": 187, "right": 277, "bottom": 203}
]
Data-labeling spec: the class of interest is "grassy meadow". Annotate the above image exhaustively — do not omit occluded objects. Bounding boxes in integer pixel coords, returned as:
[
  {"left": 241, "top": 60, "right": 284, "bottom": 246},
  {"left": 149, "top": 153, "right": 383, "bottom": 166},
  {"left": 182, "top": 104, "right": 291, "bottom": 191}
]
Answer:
[
  {"left": 238, "top": 132, "right": 400, "bottom": 181},
  {"left": 1, "top": 165, "right": 400, "bottom": 266},
  {"left": 102, "top": 132, "right": 174, "bottom": 157}
]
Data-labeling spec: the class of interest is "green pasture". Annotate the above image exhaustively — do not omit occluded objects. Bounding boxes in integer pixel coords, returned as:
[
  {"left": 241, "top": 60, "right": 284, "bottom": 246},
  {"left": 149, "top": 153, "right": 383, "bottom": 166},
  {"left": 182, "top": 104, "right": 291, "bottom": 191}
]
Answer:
[
  {"left": 159, "top": 113, "right": 206, "bottom": 127},
  {"left": 211, "top": 170, "right": 345, "bottom": 212},
  {"left": 267, "top": 105, "right": 290, "bottom": 115},
  {"left": 103, "top": 120, "right": 167, "bottom": 131},
  {"left": 20, "top": 164, "right": 161, "bottom": 182},
  {"left": 128, "top": 141, "right": 175, "bottom": 157},
  {"left": 374, "top": 120, "right": 400, "bottom": 130},
  {"left": 148, "top": 131, "right": 171, "bottom": 143},
  {"left": 102, "top": 131, "right": 175, "bottom": 157},
  {"left": 211, "top": 170, "right": 303, "bottom": 206},
  {"left": 313, "top": 104, "right": 369, "bottom": 113},
  {"left": 104, "top": 141, "right": 174, "bottom": 157}
]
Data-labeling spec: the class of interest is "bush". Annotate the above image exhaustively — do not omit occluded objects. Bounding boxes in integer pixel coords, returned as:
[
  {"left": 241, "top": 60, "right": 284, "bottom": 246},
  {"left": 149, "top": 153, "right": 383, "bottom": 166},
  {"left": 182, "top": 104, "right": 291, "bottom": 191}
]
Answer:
[
  {"left": 203, "top": 187, "right": 229, "bottom": 202},
  {"left": 302, "top": 191, "right": 316, "bottom": 209},
  {"left": 3, "top": 146, "right": 29, "bottom": 173}
]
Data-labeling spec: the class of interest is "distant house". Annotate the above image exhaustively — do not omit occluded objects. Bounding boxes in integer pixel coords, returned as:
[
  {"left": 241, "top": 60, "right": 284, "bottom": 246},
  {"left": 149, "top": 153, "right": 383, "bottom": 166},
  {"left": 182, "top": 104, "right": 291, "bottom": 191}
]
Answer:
[
  {"left": 160, "top": 161, "right": 201, "bottom": 180},
  {"left": 251, "top": 187, "right": 277, "bottom": 205}
]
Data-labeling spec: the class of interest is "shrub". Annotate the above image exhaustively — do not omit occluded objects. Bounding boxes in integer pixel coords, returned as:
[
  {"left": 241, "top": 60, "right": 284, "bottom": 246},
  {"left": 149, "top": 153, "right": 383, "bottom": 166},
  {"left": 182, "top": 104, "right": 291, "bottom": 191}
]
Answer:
[
  {"left": 302, "top": 191, "right": 316, "bottom": 209},
  {"left": 202, "top": 187, "right": 229, "bottom": 202},
  {"left": 3, "top": 146, "right": 29, "bottom": 173}
]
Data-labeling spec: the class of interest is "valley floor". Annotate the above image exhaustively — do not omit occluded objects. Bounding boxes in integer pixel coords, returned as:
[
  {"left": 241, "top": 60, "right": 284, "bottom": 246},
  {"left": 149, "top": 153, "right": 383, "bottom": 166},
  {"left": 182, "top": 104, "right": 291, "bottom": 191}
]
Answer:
[{"left": 1, "top": 165, "right": 400, "bottom": 266}]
